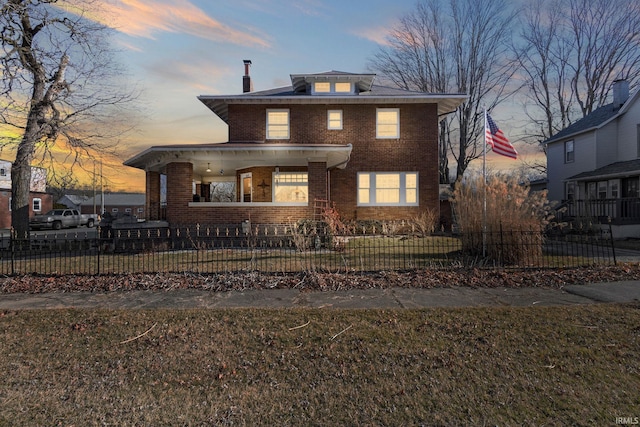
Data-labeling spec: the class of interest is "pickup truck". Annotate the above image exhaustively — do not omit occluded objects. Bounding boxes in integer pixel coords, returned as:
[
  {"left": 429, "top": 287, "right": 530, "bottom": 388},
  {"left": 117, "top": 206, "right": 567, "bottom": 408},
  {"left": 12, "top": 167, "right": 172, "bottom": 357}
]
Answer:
[{"left": 30, "top": 209, "right": 99, "bottom": 230}]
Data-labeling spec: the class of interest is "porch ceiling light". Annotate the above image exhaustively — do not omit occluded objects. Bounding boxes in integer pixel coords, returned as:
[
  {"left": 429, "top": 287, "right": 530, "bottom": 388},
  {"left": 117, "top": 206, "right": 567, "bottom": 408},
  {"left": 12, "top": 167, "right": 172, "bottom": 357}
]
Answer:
[{"left": 206, "top": 163, "right": 211, "bottom": 173}]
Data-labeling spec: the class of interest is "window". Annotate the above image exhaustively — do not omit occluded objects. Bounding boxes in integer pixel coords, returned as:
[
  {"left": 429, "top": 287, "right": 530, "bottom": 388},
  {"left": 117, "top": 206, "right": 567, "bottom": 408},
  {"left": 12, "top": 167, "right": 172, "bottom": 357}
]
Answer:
[
  {"left": 622, "top": 177, "right": 639, "bottom": 198},
  {"left": 125, "top": 208, "right": 132, "bottom": 213},
  {"left": 565, "top": 140, "right": 574, "bottom": 163},
  {"left": 273, "top": 172, "right": 308, "bottom": 203},
  {"left": 32, "top": 198, "right": 41, "bottom": 212},
  {"left": 335, "top": 82, "right": 352, "bottom": 93},
  {"left": 111, "top": 208, "right": 119, "bottom": 213},
  {"left": 566, "top": 182, "right": 576, "bottom": 200},
  {"left": 608, "top": 179, "right": 620, "bottom": 198},
  {"left": 587, "top": 182, "right": 596, "bottom": 199},
  {"left": 137, "top": 208, "right": 144, "bottom": 213},
  {"left": 357, "top": 172, "right": 418, "bottom": 206},
  {"left": 377, "top": 108, "right": 400, "bottom": 139},
  {"left": 266, "top": 109, "right": 289, "bottom": 139},
  {"left": 597, "top": 181, "right": 607, "bottom": 199},
  {"left": 0, "top": 168, "right": 5, "bottom": 176},
  {"left": 314, "top": 82, "right": 331, "bottom": 93},
  {"left": 312, "top": 81, "right": 353, "bottom": 94},
  {"left": 328, "top": 110, "right": 343, "bottom": 130}
]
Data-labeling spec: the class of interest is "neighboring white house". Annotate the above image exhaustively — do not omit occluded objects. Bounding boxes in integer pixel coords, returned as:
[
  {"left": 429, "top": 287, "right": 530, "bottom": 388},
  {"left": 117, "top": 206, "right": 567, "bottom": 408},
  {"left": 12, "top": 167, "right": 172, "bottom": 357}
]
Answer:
[{"left": 545, "top": 80, "right": 640, "bottom": 237}]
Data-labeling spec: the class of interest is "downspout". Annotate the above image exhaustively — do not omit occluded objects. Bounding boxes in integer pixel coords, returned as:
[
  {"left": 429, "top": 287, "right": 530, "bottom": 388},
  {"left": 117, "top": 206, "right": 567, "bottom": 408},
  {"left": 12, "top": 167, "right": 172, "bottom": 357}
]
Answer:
[{"left": 326, "top": 144, "right": 353, "bottom": 205}]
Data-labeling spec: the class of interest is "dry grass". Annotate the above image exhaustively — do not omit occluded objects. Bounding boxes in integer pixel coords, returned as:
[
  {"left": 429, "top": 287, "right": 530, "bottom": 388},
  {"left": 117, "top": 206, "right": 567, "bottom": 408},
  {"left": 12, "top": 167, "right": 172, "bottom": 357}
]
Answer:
[{"left": 1, "top": 305, "right": 639, "bottom": 425}]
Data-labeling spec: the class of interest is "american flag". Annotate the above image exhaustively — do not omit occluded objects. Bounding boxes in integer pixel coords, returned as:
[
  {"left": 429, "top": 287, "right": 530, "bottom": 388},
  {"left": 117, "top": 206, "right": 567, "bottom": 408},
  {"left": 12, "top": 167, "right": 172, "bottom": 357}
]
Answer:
[{"left": 485, "top": 112, "right": 517, "bottom": 159}]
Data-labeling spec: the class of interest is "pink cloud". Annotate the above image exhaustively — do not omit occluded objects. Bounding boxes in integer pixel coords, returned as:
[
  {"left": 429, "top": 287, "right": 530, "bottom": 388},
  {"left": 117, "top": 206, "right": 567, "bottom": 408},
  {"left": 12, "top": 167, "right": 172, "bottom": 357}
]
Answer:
[{"left": 66, "top": 0, "right": 270, "bottom": 48}]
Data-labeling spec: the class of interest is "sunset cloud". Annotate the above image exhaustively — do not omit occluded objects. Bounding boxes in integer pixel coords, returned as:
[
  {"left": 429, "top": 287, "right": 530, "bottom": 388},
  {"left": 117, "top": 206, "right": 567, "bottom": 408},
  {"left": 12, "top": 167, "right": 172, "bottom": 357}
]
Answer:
[
  {"left": 64, "top": 0, "right": 271, "bottom": 48},
  {"left": 351, "top": 25, "right": 393, "bottom": 46}
]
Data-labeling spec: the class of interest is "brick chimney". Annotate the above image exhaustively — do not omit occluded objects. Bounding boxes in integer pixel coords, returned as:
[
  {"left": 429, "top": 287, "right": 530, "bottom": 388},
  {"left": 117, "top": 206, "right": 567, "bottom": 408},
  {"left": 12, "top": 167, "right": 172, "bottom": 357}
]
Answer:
[
  {"left": 612, "top": 79, "right": 630, "bottom": 110},
  {"left": 243, "top": 60, "right": 253, "bottom": 93}
]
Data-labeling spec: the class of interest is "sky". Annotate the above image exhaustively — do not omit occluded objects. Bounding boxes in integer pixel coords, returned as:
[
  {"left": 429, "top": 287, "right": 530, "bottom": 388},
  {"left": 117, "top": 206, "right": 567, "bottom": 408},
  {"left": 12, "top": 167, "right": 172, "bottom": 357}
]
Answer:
[{"left": 68, "top": 0, "right": 533, "bottom": 192}]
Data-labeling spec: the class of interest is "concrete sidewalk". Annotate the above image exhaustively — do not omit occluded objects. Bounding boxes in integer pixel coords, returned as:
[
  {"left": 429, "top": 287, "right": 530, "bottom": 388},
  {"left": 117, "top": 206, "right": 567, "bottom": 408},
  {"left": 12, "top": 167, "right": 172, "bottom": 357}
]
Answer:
[{"left": 0, "top": 281, "right": 638, "bottom": 310}]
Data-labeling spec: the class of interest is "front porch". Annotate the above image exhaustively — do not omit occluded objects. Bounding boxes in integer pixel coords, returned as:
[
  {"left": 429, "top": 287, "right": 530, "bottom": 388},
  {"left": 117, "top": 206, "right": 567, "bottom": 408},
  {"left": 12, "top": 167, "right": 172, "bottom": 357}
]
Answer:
[
  {"left": 559, "top": 197, "right": 640, "bottom": 238},
  {"left": 561, "top": 198, "right": 640, "bottom": 224},
  {"left": 125, "top": 143, "right": 352, "bottom": 226}
]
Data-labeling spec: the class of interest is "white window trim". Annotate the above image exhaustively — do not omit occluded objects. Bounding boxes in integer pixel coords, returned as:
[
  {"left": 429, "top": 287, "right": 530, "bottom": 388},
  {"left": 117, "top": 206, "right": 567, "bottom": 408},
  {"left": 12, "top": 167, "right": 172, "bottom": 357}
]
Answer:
[
  {"left": 266, "top": 109, "right": 290, "bottom": 140},
  {"left": 327, "top": 110, "right": 343, "bottom": 130},
  {"left": 312, "top": 81, "right": 353, "bottom": 95},
  {"left": 376, "top": 108, "right": 400, "bottom": 139},
  {"left": 32, "top": 197, "right": 42, "bottom": 212},
  {"left": 357, "top": 172, "right": 418, "bottom": 206}
]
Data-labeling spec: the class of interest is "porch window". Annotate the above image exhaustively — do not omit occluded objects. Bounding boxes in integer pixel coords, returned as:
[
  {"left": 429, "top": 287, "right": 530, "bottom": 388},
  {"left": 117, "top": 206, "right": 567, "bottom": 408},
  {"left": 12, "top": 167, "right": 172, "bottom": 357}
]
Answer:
[
  {"left": 328, "top": 110, "right": 343, "bottom": 130},
  {"left": 273, "top": 172, "right": 308, "bottom": 203},
  {"left": 357, "top": 172, "right": 418, "bottom": 206},
  {"left": 608, "top": 180, "right": 620, "bottom": 198},
  {"left": 266, "top": 109, "right": 289, "bottom": 139},
  {"left": 622, "top": 177, "right": 639, "bottom": 198},
  {"left": 566, "top": 182, "right": 576, "bottom": 200},
  {"left": 587, "top": 182, "right": 596, "bottom": 199},
  {"left": 598, "top": 181, "right": 607, "bottom": 199},
  {"left": 565, "top": 140, "right": 574, "bottom": 163},
  {"left": 376, "top": 108, "right": 400, "bottom": 139}
]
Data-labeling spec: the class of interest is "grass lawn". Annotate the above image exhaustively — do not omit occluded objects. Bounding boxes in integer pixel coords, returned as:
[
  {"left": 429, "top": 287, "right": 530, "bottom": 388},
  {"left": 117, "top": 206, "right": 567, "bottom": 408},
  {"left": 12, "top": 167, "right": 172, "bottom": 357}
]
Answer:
[{"left": 1, "top": 304, "right": 639, "bottom": 425}]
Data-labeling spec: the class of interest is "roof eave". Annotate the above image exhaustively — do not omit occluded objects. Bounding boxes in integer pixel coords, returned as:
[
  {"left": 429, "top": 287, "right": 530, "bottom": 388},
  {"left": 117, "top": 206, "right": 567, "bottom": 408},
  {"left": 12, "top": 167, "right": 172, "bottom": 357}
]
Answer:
[{"left": 198, "top": 94, "right": 468, "bottom": 121}]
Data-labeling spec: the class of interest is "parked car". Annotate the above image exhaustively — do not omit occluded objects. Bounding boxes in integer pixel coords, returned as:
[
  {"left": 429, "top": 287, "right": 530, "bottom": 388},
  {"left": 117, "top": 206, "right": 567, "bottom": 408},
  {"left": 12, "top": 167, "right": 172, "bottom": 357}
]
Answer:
[{"left": 29, "top": 209, "right": 99, "bottom": 230}]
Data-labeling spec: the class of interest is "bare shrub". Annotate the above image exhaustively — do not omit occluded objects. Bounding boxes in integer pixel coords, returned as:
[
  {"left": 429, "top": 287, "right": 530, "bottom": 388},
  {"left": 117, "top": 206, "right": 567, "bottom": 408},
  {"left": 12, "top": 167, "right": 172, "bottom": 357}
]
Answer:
[
  {"left": 411, "top": 209, "right": 439, "bottom": 236},
  {"left": 451, "top": 175, "right": 552, "bottom": 265}
]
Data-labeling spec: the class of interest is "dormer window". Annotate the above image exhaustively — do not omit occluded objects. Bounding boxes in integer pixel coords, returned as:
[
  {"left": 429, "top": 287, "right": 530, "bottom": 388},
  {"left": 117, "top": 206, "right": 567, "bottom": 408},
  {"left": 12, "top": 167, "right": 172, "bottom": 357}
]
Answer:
[
  {"left": 312, "top": 81, "right": 354, "bottom": 95},
  {"left": 335, "top": 82, "right": 352, "bottom": 93},
  {"left": 314, "top": 82, "right": 331, "bottom": 93}
]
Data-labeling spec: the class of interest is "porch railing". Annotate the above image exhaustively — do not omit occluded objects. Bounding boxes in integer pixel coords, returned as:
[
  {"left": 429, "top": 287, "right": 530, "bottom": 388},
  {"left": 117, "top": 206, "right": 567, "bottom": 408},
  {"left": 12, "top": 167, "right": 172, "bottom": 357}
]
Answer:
[{"left": 559, "top": 198, "right": 640, "bottom": 224}]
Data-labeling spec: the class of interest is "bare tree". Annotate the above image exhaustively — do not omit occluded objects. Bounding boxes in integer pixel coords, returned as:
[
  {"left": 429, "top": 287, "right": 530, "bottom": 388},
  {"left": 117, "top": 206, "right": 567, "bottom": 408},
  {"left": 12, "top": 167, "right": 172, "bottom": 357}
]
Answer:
[
  {"left": 0, "top": 0, "right": 137, "bottom": 237},
  {"left": 515, "top": 0, "right": 640, "bottom": 145},
  {"left": 369, "top": 0, "right": 517, "bottom": 183}
]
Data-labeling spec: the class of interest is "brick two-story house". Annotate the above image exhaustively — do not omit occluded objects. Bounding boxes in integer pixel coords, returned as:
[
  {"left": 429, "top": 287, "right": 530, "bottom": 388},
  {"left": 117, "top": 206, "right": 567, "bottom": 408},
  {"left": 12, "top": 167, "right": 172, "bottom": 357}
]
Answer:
[{"left": 124, "top": 62, "right": 466, "bottom": 227}]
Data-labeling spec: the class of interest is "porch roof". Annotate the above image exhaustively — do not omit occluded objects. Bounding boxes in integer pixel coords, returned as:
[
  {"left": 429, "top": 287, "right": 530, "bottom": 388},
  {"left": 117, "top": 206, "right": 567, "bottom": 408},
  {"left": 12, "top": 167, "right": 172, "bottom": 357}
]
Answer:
[
  {"left": 124, "top": 143, "right": 353, "bottom": 176},
  {"left": 568, "top": 159, "right": 640, "bottom": 182}
]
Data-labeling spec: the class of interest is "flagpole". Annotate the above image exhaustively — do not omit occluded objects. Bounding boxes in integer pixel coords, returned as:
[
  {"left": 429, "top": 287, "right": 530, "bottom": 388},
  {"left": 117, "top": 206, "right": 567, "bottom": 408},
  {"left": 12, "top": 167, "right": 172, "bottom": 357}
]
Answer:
[{"left": 482, "top": 108, "right": 487, "bottom": 258}]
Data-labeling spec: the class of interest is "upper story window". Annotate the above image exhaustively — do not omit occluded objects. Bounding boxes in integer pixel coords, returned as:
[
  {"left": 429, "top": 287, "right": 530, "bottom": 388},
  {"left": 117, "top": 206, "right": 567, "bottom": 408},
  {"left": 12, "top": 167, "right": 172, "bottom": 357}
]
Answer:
[
  {"left": 0, "top": 168, "right": 5, "bottom": 176},
  {"left": 312, "top": 81, "right": 354, "bottom": 95},
  {"left": 335, "top": 82, "right": 352, "bottom": 93},
  {"left": 266, "top": 109, "right": 290, "bottom": 139},
  {"left": 377, "top": 108, "right": 400, "bottom": 139},
  {"left": 565, "top": 140, "right": 574, "bottom": 163},
  {"left": 314, "top": 82, "right": 331, "bottom": 93},
  {"left": 328, "top": 110, "right": 343, "bottom": 130}
]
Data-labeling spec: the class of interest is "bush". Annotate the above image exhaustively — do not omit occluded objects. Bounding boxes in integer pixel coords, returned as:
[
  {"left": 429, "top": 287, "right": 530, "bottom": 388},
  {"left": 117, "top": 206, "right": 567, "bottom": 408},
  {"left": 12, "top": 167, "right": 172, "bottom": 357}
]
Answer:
[{"left": 451, "top": 175, "right": 552, "bottom": 265}]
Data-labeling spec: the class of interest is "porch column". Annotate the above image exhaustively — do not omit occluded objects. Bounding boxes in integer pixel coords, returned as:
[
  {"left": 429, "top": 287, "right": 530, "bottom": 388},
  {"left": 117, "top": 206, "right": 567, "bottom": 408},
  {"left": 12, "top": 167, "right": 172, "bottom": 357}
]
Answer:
[
  {"left": 145, "top": 170, "right": 161, "bottom": 220},
  {"left": 166, "top": 162, "right": 193, "bottom": 225},
  {"left": 308, "top": 161, "right": 328, "bottom": 215}
]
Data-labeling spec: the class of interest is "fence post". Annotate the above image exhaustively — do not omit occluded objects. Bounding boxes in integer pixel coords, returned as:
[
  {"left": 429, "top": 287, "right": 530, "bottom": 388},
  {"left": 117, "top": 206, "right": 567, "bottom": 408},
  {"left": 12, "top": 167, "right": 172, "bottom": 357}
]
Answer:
[
  {"left": 608, "top": 217, "right": 617, "bottom": 266},
  {"left": 96, "top": 226, "right": 101, "bottom": 275}
]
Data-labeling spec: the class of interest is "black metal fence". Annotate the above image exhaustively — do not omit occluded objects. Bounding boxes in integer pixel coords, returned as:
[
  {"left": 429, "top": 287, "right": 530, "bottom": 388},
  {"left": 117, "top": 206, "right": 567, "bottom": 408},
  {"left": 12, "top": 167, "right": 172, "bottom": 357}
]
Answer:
[{"left": 0, "top": 224, "right": 619, "bottom": 276}]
